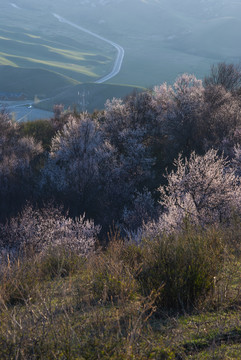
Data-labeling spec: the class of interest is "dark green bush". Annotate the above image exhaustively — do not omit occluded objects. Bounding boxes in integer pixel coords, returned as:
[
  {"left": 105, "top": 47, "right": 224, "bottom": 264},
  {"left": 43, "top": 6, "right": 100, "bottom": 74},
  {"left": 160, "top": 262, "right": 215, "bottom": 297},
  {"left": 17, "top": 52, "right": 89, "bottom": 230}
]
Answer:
[
  {"left": 38, "top": 247, "right": 85, "bottom": 280},
  {"left": 20, "top": 119, "right": 56, "bottom": 151},
  {"left": 0, "top": 258, "right": 40, "bottom": 305},
  {"left": 138, "top": 226, "right": 225, "bottom": 312},
  {"left": 88, "top": 240, "right": 140, "bottom": 303},
  {"left": 0, "top": 247, "right": 83, "bottom": 306}
]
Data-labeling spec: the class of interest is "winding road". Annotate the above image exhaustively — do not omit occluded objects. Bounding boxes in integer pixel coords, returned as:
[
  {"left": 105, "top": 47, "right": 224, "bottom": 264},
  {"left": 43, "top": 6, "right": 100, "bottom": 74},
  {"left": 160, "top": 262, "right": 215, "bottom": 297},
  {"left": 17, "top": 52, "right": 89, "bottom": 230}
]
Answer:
[{"left": 53, "top": 13, "right": 125, "bottom": 83}]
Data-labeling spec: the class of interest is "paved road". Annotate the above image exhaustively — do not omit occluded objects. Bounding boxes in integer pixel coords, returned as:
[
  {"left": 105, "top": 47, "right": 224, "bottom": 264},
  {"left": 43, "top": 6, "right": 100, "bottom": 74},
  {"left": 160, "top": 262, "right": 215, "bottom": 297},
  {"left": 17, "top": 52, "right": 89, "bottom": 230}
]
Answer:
[
  {"left": 1, "top": 97, "right": 51, "bottom": 110},
  {"left": 0, "top": 102, "right": 53, "bottom": 122},
  {"left": 53, "top": 13, "right": 125, "bottom": 83},
  {"left": 1, "top": 98, "right": 53, "bottom": 122}
]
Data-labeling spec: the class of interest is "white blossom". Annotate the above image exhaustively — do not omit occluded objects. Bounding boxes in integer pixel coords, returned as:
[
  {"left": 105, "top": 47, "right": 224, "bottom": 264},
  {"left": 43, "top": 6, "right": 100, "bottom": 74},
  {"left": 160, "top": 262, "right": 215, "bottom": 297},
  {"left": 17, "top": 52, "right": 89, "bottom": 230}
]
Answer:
[{"left": 0, "top": 205, "right": 100, "bottom": 260}]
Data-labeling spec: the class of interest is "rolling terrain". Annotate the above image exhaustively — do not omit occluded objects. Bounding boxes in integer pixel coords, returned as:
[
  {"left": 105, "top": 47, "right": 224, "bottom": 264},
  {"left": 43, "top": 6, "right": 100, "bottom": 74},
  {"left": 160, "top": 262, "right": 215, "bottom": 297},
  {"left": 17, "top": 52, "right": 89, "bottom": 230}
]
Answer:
[
  {"left": 37, "top": 82, "right": 145, "bottom": 113},
  {"left": 0, "top": 66, "right": 78, "bottom": 98},
  {"left": 1, "top": 0, "right": 241, "bottom": 117}
]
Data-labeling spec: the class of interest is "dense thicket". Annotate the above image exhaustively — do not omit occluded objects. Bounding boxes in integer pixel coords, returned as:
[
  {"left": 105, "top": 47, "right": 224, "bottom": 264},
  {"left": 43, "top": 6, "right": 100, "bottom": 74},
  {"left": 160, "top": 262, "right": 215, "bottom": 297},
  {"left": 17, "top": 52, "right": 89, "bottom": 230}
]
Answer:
[
  {"left": 0, "top": 65, "right": 241, "bottom": 359},
  {"left": 0, "top": 63, "right": 241, "bottom": 244}
]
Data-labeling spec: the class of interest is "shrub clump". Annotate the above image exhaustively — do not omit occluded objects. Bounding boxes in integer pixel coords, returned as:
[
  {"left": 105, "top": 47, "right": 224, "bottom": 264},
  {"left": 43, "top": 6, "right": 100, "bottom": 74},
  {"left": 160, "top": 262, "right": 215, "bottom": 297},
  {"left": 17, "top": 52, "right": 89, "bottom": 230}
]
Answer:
[
  {"left": 137, "top": 225, "right": 225, "bottom": 312},
  {"left": 0, "top": 204, "right": 100, "bottom": 261}
]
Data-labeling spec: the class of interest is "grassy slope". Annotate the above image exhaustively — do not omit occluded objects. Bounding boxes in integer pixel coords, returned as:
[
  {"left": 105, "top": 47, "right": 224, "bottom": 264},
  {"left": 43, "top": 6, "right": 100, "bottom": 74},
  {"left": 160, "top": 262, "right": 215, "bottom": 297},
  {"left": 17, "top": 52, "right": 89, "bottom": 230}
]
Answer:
[
  {"left": 0, "top": 66, "right": 79, "bottom": 98},
  {"left": 1, "top": 0, "right": 241, "bottom": 107},
  {"left": 60, "top": 0, "right": 241, "bottom": 86},
  {"left": 0, "top": 2, "right": 116, "bottom": 100},
  {"left": 0, "top": 25, "right": 114, "bottom": 83},
  {"left": 2, "top": 0, "right": 241, "bottom": 90},
  {"left": 0, "top": 233, "right": 240, "bottom": 359},
  {"left": 37, "top": 82, "right": 146, "bottom": 112}
]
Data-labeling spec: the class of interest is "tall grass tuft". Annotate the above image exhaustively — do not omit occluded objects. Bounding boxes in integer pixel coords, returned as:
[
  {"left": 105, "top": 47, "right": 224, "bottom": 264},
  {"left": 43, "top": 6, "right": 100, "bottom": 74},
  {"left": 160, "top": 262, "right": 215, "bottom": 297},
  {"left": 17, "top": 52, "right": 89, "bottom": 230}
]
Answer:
[{"left": 137, "top": 225, "right": 225, "bottom": 312}]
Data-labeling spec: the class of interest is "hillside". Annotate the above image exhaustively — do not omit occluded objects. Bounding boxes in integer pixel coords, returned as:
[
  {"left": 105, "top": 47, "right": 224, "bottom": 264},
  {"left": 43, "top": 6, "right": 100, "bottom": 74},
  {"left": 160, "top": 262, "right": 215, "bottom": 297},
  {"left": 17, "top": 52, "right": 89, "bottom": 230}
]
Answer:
[
  {"left": 0, "top": 228, "right": 241, "bottom": 359},
  {"left": 41, "top": 0, "right": 241, "bottom": 85},
  {"left": 1, "top": 1, "right": 241, "bottom": 357},
  {"left": 1, "top": 66, "right": 241, "bottom": 358},
  {"left": 0, "top": 66, "right": 79, "bottom": 98},
  {"left": 37, "top": 82, "right": 145, "bottom": 112},
  {"left": 1, "top": 0, "right": 241, "bottom": 105},
  {"left": 0, "top": 22, "right": 114, "bottom": 86}
]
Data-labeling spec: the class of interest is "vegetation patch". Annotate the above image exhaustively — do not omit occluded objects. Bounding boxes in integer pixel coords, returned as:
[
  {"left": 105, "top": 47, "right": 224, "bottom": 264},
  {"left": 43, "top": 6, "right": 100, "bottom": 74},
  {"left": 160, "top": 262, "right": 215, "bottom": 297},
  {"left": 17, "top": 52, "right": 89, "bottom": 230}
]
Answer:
[{"left": 0, "top": 63, "right": 241, "bottom": 358}]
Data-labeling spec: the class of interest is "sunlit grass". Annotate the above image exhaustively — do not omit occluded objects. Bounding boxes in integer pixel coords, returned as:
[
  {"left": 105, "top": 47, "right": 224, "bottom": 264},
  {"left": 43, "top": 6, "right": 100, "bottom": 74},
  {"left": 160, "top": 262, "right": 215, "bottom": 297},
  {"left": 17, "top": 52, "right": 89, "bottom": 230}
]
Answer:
[
  {"left": 47, "top": 46, "right": 111, "bottom": 63},
  {"left": 0, "top": 51, "right": 98, "bottom": 77},
  {"left": 0, "top": 36, "right": 111, "bottom": 65},
  {"left": 0, "top": 32, "right": 111, "bottom": 65},
  {"left": 0, "top": 27, "right": 114, "bottom": 85},
  {"left": 0, "top": 227, "right": 240, "bottom": 359},
  {"left": 24, "top": 33, "right": 41, "bottom": 39},
  {"left": 0, "top": 36, "right": 10, "bottom": 41},
  {"left": 0, "top": 55, "right": 17, "bottom": 67}
]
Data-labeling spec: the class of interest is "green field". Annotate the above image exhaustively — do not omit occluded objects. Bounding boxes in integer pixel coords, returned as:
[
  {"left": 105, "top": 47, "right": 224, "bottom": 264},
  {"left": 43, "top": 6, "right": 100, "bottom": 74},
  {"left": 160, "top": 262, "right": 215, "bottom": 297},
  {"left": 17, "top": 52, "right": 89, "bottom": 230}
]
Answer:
[
  {"left": 0, "top": 24, "right": 114, "bottom": 84},
  {"left": 0, "top": 2, "right": 117, "bottom": 105},
  {"left": 1, "top": 0, "right": 241, "bottom": 112},
  {"left": 37, "top": 82, "right": 145, "bottom": 113},
  {"left": 60, "top": 0, "right": 241, "bottom": 86}
]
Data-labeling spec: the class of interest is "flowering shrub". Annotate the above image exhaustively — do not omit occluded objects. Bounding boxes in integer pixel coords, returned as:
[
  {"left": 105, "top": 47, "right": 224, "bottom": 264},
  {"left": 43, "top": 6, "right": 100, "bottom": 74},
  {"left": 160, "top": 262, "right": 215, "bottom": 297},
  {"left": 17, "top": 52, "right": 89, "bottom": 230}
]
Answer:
[
  {"left": 41, "top": 114, "right": 117, "bottom": 220},
  {"left": 159, "top": 149, "right": 241, "bottom": 225},
  {"left": 1, "top": 68, "right": 241, "bottom": 239},
  {"left": 122, "top": 189, "right": 157, "bottom": 231},
  {"left": 133, "top": 149, "right": 241, "bottom": 241},
  {"left": 0, "top": 113, "right": 43, "bottom": 219},
  {"left": 0, "top": 204, "right": 100, "bottom": 260},
  {"left": 233, "top": 145, "right": 241, "bottom": 177},
  {"left": 153, "top": 74, "right": 205, "bottom": 159}
]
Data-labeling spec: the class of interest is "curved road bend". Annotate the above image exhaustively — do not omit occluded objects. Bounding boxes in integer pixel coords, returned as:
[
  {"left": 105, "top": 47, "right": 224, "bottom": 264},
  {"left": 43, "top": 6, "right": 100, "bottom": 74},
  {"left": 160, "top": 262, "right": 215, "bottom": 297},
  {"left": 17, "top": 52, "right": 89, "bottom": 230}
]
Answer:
[{"left": 53, "top": 13, "right": 125, "bottom": 84}]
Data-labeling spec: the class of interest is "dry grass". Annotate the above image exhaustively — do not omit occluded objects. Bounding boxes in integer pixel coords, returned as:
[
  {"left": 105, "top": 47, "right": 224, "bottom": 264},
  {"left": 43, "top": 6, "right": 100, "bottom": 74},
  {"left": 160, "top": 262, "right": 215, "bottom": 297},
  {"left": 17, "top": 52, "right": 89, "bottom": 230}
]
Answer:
[{"left": 0, "top": 224, "right": 240, "bottom": 359}]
